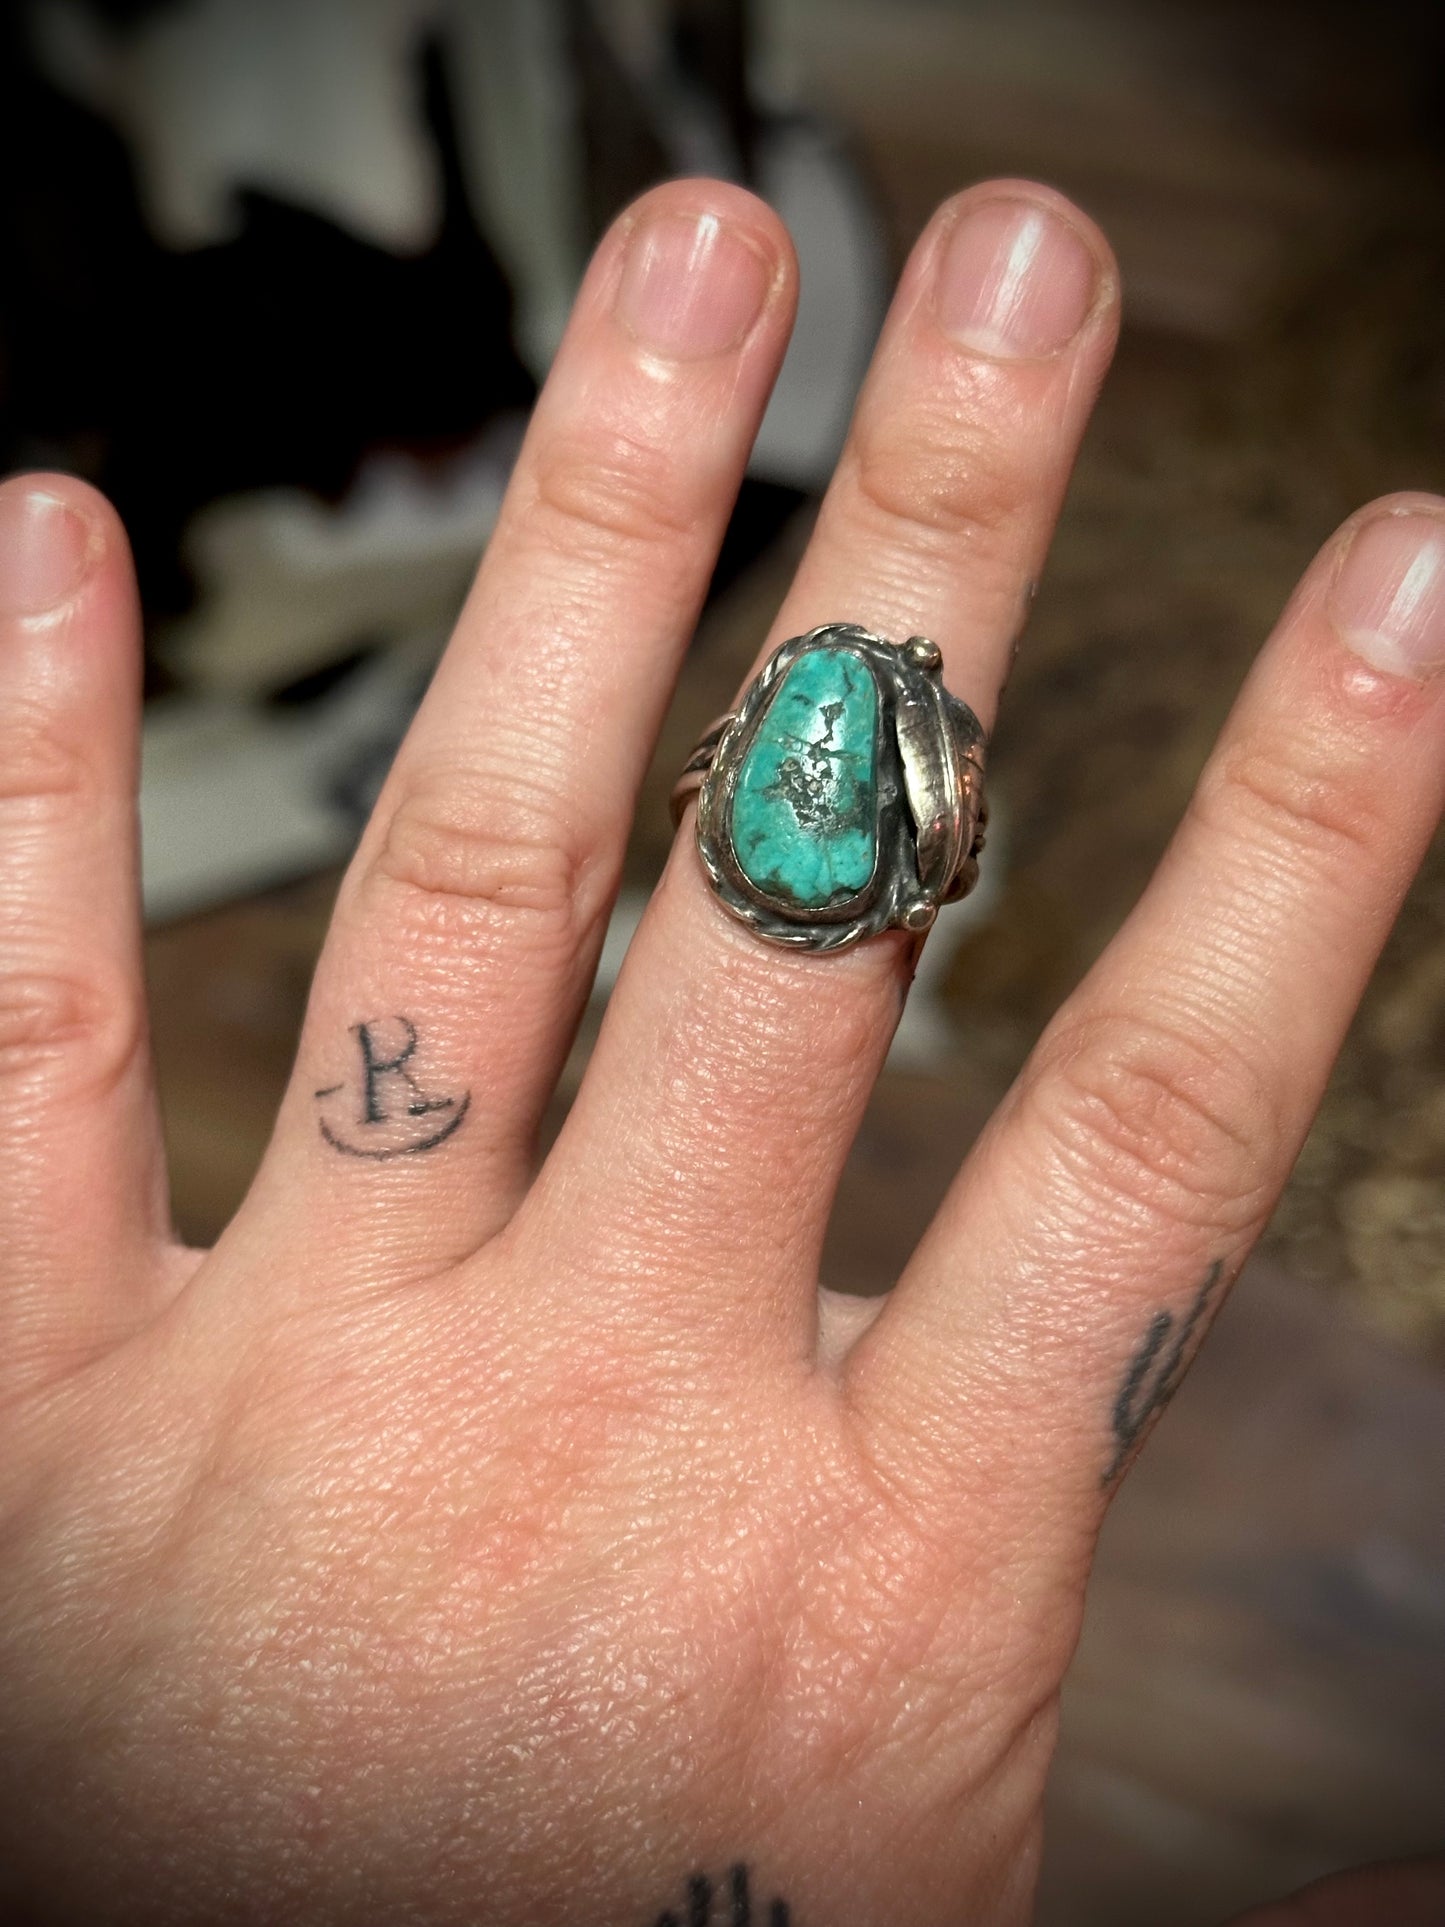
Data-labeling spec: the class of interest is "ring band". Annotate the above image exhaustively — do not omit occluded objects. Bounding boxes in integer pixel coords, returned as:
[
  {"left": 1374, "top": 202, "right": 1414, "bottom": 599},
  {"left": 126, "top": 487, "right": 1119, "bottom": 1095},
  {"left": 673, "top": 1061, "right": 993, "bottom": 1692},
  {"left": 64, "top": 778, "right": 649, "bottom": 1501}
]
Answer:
[{"left": 671, "top": 623, "right": 987, "bottom": 951}]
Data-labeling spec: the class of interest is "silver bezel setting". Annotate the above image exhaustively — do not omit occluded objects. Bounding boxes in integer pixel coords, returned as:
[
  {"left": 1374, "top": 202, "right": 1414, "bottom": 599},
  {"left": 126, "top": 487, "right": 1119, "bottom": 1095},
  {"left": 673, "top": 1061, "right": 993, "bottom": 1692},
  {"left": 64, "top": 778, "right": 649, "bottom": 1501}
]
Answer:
[{"left": 692, "top": 624, "right": 987, "bottom": 952}]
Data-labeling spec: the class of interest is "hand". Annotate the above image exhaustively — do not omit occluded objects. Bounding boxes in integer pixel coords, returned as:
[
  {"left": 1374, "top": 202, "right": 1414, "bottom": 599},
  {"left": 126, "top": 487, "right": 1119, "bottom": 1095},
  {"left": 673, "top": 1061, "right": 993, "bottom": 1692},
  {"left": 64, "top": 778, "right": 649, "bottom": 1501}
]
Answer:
[{"left": 1, "top": 176, "right": 1442, "bottom": 1927}]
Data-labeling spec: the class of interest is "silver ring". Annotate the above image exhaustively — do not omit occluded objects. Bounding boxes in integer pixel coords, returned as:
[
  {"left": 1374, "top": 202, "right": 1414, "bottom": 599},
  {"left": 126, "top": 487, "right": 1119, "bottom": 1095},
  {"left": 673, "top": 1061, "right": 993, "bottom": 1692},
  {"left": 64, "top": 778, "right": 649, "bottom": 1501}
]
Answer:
[{"left": 671, "top": 623, "right": 987, "bottom": 951}]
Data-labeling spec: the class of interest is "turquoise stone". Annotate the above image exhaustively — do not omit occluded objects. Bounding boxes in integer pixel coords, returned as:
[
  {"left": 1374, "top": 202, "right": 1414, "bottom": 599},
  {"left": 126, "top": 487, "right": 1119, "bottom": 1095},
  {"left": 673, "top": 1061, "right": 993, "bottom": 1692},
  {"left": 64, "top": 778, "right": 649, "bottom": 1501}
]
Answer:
[{"left": 729, "top": 646, "right": 879, "bottom": 909}]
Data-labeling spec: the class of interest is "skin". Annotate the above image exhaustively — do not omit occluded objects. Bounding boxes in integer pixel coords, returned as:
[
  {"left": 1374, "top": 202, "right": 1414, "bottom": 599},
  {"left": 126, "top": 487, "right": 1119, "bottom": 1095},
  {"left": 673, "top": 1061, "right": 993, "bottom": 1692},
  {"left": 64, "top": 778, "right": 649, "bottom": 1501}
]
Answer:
[{"left": 0, "top": 176, "right": 1441, "bottom": 1925}]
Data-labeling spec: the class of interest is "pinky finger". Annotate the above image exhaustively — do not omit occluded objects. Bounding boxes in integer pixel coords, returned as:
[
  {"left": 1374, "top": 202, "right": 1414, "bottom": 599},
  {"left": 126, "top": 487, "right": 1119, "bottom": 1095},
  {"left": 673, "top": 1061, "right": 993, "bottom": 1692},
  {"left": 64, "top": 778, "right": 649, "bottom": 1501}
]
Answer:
[
  {"left": 848, "top": 495, "right": 1445, "bottom": 1542},
  {"left": 0, "top": 477, "right": 169, "bottom": 1391}
]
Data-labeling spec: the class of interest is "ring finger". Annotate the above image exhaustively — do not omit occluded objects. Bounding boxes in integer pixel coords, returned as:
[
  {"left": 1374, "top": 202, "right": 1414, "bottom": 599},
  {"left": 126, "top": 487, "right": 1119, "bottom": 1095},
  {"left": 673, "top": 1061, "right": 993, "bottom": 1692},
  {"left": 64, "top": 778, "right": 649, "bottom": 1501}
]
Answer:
[{"left": 528, "top": 181, "right": 1120, "bottom": 1340}]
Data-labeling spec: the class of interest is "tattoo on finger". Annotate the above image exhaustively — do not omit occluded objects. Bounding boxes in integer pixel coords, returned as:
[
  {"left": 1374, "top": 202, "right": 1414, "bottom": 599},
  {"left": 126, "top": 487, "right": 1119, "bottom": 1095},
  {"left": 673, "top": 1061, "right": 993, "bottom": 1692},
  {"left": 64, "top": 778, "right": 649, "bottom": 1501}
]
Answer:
[
  {"left": 314, "top": 1016, "right": 470, "bottom": 1159},
  {"left": 1104, "top": 1259, "right": 1228, "bottom": 1485}
]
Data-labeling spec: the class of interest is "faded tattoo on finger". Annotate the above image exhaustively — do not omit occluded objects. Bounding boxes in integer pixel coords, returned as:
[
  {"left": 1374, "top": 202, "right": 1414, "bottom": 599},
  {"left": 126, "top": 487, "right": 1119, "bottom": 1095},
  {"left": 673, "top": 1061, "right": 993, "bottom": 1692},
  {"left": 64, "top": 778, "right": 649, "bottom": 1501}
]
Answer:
[
  {"left": 1104, "top": 1259, "right": 1227, "bottom": 1484},
  {"left": 314, "top": 1016, "right": 470, "bottom": 1159}
]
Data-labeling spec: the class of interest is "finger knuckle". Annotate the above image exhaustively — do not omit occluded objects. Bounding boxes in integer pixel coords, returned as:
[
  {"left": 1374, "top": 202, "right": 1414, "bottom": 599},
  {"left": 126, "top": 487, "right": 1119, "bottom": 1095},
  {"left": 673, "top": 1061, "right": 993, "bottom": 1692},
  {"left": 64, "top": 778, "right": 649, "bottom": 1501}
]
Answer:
[
  {"left": 0, "top": 705, "right": 93, "bottom": 809},
  {"left": 1026, "top": 1009, "right": 1281, "bottom": 1234},
  {"left": 846, "top": 407, "right": 1033, "bottom": 553},
  {"left": 521, "top": 426, "right": 699, "bottom": 562},
  {"left": 367, "top": 775, "right": 608, "bottom": 952},
  {"left": 1200, "top": 734, "right": 1383, "bottom": 876},
  {"left": 0, "top": 970, "right": 137, "bottom": 1093}
]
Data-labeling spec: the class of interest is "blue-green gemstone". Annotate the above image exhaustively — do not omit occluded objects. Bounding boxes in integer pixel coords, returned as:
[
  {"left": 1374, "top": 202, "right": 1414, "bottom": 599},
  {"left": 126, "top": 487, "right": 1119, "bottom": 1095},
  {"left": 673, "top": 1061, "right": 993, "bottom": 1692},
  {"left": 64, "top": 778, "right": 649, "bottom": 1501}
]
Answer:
[{"left": 729, "top": 645, "right": 879, "bottom": 910}]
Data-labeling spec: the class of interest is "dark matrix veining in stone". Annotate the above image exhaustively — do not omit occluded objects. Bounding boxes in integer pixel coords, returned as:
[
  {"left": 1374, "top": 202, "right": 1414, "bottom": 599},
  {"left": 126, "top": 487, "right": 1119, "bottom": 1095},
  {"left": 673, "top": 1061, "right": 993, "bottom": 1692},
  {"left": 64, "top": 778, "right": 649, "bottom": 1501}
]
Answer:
[{"left": 728, "top": 646, "right": 879, "bottom": 909}]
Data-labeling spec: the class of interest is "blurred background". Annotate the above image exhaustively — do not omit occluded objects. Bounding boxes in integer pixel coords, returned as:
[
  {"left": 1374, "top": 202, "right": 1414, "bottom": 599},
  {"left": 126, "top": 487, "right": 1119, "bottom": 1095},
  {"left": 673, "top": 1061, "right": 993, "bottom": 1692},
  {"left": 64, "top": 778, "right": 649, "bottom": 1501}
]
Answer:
[{"left": 3, "top": 1, "right": 1444, "bottom": 1920}]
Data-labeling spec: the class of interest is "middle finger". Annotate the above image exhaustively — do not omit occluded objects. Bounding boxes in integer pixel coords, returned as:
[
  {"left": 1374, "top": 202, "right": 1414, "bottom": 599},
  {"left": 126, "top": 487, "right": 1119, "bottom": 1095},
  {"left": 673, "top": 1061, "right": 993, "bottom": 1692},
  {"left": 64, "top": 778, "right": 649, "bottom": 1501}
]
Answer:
[
  {"left": 234, "top": 180, "right": 796, "bottom": 1277},
  {"left": 529, "top": 182, "right": 1119, "bottom": 1341}
]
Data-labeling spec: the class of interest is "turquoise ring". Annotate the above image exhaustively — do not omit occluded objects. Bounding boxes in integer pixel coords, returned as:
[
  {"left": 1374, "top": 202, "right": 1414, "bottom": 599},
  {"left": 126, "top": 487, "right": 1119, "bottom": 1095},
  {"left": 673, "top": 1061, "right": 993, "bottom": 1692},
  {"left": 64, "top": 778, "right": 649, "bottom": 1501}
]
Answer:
[{"left": 671, "top": 624, "right": 987, "bottom": 952}]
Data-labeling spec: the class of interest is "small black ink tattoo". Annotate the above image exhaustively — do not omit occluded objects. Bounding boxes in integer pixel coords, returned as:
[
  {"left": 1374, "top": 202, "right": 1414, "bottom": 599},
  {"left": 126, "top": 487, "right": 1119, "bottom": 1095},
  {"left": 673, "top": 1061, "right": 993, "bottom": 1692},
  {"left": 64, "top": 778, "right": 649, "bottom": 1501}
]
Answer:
[
  {"left": 1104, "top": 1260, "right": 1227, "bottom": 1485},
  {"left": 314, "top": 1016, "right": 470, "bottom": 1159},
  {"left": 650, "top": 1864, "right": 790, "bottom": 1927}
]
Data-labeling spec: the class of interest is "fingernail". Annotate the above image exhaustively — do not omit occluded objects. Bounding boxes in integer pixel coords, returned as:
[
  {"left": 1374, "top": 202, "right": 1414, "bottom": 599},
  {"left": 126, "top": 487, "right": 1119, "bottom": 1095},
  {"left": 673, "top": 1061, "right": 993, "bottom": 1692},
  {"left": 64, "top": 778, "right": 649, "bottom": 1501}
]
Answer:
[
  {"left": 0, "top": 486, "right": 98, "bottom": 619},
  {"left": 615, "top": 210, "right": 772, "bottom": 360},
  {"left": 1328, "top": 511, "right": 1445, "bottom": 679},
  {"left": 936, "top": 198, "right": 1098, "bottom": 357}
]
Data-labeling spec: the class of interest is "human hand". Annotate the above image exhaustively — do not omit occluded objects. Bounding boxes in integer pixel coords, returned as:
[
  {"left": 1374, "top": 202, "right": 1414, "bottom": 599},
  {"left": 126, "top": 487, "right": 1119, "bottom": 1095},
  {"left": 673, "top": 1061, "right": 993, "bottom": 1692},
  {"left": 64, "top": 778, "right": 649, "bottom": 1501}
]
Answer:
[{"left": 1, "top": 176, "right": 1442, "bottom": 1926}]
